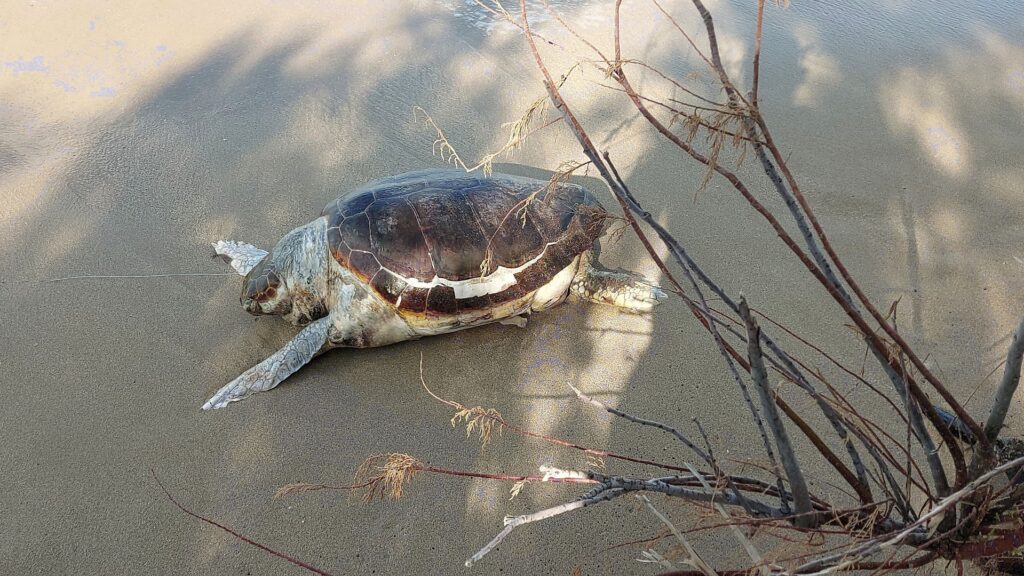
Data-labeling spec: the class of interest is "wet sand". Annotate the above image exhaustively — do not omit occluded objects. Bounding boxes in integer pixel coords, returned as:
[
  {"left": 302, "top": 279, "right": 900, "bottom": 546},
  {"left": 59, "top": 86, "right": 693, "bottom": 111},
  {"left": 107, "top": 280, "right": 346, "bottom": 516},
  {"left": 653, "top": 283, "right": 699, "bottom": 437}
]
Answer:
[{"left": 2, "top": 0, "right": 1023, "bottom": 573}]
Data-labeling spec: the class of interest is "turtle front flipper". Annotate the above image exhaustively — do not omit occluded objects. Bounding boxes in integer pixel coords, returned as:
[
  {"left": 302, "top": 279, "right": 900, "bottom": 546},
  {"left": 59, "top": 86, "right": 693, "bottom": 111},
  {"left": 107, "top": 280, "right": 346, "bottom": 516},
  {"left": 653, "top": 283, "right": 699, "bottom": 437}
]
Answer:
[
  {"left": 202, "top": 316, "right": 331, "bottom": 410},
  {"left": 213, "top": 240, "right": 269, "bottom": 275},
  {"left": 571, "top": 262, "right": 667, "bottom": 313}
]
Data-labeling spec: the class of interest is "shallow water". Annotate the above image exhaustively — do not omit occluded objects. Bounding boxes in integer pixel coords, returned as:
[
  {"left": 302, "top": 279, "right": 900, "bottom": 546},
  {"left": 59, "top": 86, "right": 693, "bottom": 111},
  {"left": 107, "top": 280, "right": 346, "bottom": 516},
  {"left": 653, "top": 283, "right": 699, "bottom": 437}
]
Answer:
[{"left": 1, "top": 1, "right": 1023, "bottom": 573}]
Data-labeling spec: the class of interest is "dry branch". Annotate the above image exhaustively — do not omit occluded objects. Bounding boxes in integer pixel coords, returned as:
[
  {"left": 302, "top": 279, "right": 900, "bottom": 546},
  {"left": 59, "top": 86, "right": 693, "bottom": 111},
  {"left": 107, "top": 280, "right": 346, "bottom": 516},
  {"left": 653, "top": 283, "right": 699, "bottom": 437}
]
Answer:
[
  {"left": 740, "top": 296, "right": 813, "bottom": 526},
  {"left": 984, "top": 318, "right": 1024, "bottom": 443}
]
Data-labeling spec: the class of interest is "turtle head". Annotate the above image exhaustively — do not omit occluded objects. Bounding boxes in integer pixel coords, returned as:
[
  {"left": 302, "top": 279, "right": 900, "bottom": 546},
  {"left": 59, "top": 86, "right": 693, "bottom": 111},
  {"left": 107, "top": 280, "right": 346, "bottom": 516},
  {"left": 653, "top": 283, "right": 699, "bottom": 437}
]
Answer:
[
  {"left": 240, "top": 219, "right": 330, "bottom": 325},
  {"left": 241, "top": 257, "right": 292, "bottom": 317}
]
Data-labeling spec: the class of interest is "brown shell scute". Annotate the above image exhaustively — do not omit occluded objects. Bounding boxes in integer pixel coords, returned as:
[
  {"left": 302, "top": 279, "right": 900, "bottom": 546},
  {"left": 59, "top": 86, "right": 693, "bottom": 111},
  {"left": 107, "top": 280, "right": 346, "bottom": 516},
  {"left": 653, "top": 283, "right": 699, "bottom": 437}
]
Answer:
[
  {"left": 324, "top": 169, "right": 608, "bottom": 313},
  {"left": 409, "top": 188, "right": 488, "bottom": 280},
  {"left": 426, "top": 285, "right": 458, "bottom": 315},
  {"left": 465, "top": 187, "right": 543, "bottom": 270},
  {"left": 400, "top": 286, "right": 429, "bottom": 313},
  {"left": 348, "top": 251, "right": 381, "bottom": 280},
  {"left": 365, "top": 197, "right": 432, "bottom": 279},
  {"left": 370, "top": 269, "right": 409, "bottom": 304}
]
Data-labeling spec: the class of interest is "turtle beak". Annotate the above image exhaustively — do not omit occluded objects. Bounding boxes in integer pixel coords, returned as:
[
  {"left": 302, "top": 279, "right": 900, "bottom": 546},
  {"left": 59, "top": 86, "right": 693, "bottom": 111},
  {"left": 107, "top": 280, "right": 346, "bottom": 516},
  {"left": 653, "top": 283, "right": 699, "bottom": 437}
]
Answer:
[{"left": 242, "top": 298, "right": 261, "bottom": 315}]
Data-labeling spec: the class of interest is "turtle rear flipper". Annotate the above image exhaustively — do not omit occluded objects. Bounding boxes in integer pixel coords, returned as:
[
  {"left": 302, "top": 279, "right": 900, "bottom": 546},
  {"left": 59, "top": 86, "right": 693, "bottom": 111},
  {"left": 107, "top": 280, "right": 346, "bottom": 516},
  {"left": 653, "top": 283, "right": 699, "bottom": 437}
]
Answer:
[
  {"left": 571, "top": 263, "right": 667, "bottom": 313},
  {"left": 202, "top": 316, "right": 331, "bottom": 410},
  {"left": 213, "top": 240, "right": 269, "bottom": 276}
]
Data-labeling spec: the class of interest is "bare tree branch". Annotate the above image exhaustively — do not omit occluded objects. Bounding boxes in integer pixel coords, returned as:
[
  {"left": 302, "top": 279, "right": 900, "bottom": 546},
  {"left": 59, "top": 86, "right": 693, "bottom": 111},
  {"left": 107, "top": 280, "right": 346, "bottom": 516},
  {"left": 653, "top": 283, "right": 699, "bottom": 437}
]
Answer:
[
  {"left": 984, "top": 318, "right": 1024, "bottom": 443},
  {"left": 751, "top": 0, "right": 765, "bottom": 107},
  {"left": 465, "top": 486, "right": 626, "bottom": 567},
  {"left": 639, "top": 495, "right": 720, "bottom": 576},
  {"left": 795, "top": 455, "right": 1024, "bottom": 574},
  {"left": 567, "top": 381, "right": 710, "bottom": 465},
  {"left": 739, "top": 297, "right": 814, "bottom": 526}
]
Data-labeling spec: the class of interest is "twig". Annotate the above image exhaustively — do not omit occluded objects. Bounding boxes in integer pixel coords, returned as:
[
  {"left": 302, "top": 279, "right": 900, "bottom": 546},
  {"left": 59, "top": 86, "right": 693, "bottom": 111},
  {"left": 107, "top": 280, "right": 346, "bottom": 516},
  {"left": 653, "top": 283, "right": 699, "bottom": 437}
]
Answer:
[
  {"left": 682, "top": 462, "right": 775, "bottom": 575},
  {"left": 773, "top": 395, "right": 869, "bottom": 505},
  {"left": 638, "top": 495, "right": 719, "bottom": 576},
  {"left": 419, "top": 355, "right": 703, "bottom": 474},
  {"left": 739, "top": 297, "right": 813, "bottom": 526},
  {"left": 567, "top": 381, "right": 710, "bottom": 464},
  {"left": 465, "top": 487, "right": 626, "bottom": 566},
  {"left": 867, "top": 343, "right": 951, "bottom": 497},
  {"left": 649, "top": 0, "right": 717, "bottom": 78},
  {"left": 151, "top": 469, "right": 334, "bottom": 576},
  {"left": 795, "top": 455, "right": 1024, "bottom": 574},
  {"left": 983, "top": 317, "right": 1024, "bottom": 443},
  {"left": 751, "top": 0, "right": 765, "bottom": 107},
  {"left": 693, "top": 418, "right": 760, "bottom": 517}
]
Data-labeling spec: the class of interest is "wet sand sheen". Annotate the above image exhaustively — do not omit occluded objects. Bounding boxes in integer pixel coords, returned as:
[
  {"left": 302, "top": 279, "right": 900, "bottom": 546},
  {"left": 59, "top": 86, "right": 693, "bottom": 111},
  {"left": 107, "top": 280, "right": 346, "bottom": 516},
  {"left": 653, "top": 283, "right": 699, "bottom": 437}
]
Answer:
[{"left": 1, "top": 0, "right": 1023, "bottom": 573}]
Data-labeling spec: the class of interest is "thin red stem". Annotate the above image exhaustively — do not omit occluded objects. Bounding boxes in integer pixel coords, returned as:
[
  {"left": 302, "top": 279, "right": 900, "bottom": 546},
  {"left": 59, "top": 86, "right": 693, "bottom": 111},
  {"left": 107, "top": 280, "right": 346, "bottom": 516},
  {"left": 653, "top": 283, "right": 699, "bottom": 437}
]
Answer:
[{"left": 152, "top": 470, "right": 334, "bottom": 576}]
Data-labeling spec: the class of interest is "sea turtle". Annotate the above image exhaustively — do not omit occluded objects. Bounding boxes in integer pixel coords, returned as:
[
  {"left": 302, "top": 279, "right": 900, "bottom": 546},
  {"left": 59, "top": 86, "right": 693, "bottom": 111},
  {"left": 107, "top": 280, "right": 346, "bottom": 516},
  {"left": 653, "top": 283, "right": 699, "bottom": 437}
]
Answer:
[{"left": 204, "top": 169, "right": 666, "bottom": 410}]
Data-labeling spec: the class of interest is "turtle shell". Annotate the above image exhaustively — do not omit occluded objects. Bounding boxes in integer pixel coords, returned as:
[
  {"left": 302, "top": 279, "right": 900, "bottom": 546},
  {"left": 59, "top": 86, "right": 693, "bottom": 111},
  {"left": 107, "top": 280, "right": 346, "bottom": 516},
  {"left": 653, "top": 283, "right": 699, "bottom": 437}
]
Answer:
[{"left": 322, "top": 169, "right": 607, "bottom": 316}]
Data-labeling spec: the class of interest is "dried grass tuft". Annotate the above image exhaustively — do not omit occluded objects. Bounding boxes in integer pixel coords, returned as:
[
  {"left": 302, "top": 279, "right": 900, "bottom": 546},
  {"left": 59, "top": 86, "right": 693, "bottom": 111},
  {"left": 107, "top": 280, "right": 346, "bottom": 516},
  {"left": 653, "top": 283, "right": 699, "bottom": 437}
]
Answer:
[
  {"left": 451, "top": 406, "right": 505, "bottom": 448},
  {"left": 355, "top": 453, "right": 424, "bottom": 502}
]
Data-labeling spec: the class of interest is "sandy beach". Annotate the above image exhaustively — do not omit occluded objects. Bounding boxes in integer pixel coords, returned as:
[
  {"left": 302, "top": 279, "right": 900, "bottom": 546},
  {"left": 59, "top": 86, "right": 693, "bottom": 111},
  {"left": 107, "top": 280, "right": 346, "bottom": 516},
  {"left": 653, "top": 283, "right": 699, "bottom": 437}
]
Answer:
[{"left": 2, "top": 0, "right": 1023, "bottom": 573}]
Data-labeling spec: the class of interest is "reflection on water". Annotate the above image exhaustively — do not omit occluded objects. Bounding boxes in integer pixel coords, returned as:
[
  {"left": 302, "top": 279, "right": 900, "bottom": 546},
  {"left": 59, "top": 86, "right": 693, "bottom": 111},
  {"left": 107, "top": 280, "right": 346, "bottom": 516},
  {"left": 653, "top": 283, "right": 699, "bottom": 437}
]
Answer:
[
  {"left": 441, "top": 0, "right": 594, "bottom": 32},
  {"left": 881, "top": 67, "right": 969, "bottom": 175},
  {"left": 790, "top": 21, "right": 841, "bottom": 107}
]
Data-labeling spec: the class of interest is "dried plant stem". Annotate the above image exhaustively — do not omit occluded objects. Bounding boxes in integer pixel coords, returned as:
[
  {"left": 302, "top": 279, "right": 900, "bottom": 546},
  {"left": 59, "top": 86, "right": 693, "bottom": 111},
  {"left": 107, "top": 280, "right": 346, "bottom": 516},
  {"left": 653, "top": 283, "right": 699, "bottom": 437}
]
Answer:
[
  {"left": 419, "top": 355, "right": 703, "bottom": 474},
  {"left": 621, "top": 60, "right": 730, "bottom": 109},
  {"left": 751, "top": 308, "right": 907, "bottom": 422},
  {"left": 649, "top": 0, "right": 716, "bottom": 75},
  {"left": 739, "top": 297, "right": 813, "bottom": 526},
  {"left": 567, "top": 381, "right": 709, "bottom": 464},
  {"left": 870, "top": 344, "right": 951, "bottom": 498},
  {"left": 751, "top": 0, "right": 764, "bottom": 107},
  {"left": 682, "top": 463, "right": 774, "bottom": 575},
  {"left": 638, "top": 495, "right": 719, "bottom": 576},
  {"left": 983, "top": 317, "right": 1024, "bottom": 443},
  {"left": 151, "top": 470, "right": 334, "bottom": 576},
  {"left": 417, "top": 464, "right": 595, "bottom": 485},
  {"left": 465, "top": 488, "right": 626, "bottom": 567},
  {"left": 467, "top": 468, "right": 807, "bottom": 567},
  {"left": 796, "top": 455, "right": 1024, "bottom": 574},
  {"left": 773, "top": 395, "right": 869, "bottom": 505}
]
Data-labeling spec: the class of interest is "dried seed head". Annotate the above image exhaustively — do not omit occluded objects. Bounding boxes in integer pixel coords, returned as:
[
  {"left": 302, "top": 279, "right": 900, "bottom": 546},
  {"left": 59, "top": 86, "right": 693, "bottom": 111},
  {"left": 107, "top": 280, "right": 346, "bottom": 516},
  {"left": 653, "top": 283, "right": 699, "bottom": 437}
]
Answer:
[
  {"left": 354, "top": 453, "right": 423, "bottom": 502},
  {"left": 451, "top": 406, "right": 505, "bottom": 448}
]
